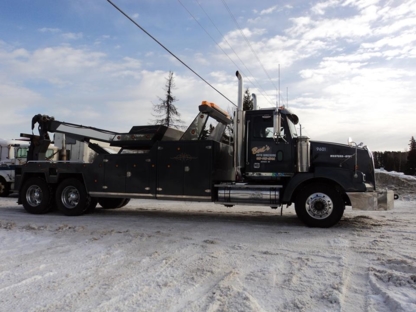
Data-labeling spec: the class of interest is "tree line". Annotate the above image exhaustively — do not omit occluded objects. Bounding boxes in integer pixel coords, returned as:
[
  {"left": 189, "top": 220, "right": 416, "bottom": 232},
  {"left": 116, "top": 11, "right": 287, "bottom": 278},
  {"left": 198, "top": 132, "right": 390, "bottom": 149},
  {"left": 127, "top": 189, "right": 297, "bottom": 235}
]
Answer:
[{"left": 373, "top": 136, "right": 416, "bottom": 175}]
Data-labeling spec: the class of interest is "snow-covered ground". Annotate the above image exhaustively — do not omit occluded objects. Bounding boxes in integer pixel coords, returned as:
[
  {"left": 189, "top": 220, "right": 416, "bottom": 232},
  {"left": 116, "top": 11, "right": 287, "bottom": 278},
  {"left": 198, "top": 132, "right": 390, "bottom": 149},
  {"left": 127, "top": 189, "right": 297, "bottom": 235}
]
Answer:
[{"left": 0, "top": 171, "right": 415, "bottom": 311}]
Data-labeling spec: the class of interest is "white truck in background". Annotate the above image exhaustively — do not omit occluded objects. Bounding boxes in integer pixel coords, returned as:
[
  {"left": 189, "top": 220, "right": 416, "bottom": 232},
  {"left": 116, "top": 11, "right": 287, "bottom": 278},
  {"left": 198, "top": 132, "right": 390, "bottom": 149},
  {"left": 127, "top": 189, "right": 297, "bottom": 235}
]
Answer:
[
  {"left": 0, "top": 138, "right": 39, "bottom": 196},
  {"left": 0, "top": 135, "right": 93, "bottom": 197}
]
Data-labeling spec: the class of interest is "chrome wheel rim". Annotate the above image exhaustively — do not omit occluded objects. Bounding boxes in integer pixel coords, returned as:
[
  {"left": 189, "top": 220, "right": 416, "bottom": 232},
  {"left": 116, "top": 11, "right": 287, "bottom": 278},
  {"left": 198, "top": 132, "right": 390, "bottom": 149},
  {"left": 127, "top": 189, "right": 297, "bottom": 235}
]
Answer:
[
  {"left": 61, "top": 186, "right": 80, "bottom": 209},
  {"left": 305, "top": 192, "right": 333, "bottom": 219},
  {"left": 26, "top": 185, "right": 43, "bottom": 207}
]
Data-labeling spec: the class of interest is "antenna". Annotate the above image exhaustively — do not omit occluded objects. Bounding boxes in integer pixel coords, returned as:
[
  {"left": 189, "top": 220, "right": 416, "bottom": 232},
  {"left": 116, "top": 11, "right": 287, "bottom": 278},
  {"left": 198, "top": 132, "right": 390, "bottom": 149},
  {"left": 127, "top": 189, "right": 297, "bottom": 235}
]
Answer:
[
  {"left": 278, "top": 64, "right": 280, "bottom": 107},
  {"left": 287, "top": 87, "right": 288, "bottom": 108}
]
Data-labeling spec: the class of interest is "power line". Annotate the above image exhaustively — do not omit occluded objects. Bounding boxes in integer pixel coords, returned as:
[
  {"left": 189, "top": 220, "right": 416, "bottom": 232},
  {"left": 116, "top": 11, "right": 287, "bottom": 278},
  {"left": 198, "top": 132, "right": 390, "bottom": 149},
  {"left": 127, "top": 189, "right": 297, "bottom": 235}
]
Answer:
[
  {"left": 220, "top": 0, "right": 279, "bottom": 96},
  {"left": 193, "top": 0, "right": 274, "bottom": 106},
  {"left": 107, "top": 0, "right": 236, "bottom": 107}
]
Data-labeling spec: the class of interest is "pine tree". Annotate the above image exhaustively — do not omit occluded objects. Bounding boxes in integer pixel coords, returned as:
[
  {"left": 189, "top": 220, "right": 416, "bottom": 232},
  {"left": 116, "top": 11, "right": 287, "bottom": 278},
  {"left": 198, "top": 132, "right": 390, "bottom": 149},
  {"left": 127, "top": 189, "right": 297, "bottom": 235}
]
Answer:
[
  {"left": 243, "top": 88, "right": 253, "bottom": 111},
  {"left": 152, "top": 71, "right": 183, "bottom": 129},
  {"left": 405, "top": 136, "right": 416, "bottom": 175}
]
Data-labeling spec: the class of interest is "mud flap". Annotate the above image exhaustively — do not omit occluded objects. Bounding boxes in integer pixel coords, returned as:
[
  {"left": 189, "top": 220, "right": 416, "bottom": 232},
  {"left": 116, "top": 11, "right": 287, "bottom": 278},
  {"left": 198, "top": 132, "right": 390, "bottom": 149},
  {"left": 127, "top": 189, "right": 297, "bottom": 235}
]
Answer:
[{"left": 347, "top": 190, "right": 394, "bottom": 211}]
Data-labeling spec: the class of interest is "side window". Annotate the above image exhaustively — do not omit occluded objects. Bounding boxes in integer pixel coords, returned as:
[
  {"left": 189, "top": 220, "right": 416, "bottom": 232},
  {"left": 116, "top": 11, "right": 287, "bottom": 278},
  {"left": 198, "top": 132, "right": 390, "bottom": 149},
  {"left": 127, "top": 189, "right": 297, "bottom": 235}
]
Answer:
[
  {"left": 45, "top": 149, "right": 56, "bottom": 159},
  {"left": 252, "top": 115, "right": 288, "bottom": 140},
  {"left": 253, "top": 116, "right": 273, "bottom": 139},
  {"left": 16, "top": 147, "right": 28, "bottom": 158}
]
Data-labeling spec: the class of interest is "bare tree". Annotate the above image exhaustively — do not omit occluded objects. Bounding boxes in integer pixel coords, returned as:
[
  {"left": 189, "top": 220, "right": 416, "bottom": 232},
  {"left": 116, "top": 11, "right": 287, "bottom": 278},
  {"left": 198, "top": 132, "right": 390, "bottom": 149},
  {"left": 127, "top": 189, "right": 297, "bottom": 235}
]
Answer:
[{"left": 151, "top": 71, "right": 183, "bottom": 129}]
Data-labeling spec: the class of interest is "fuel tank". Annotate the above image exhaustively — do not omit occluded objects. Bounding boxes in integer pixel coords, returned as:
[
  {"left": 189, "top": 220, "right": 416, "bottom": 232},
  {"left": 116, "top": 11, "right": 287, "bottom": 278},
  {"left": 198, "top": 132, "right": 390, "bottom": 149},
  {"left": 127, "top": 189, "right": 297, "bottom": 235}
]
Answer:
[{"left": 217, "top": 184, "right": 281, "bottom": 206}]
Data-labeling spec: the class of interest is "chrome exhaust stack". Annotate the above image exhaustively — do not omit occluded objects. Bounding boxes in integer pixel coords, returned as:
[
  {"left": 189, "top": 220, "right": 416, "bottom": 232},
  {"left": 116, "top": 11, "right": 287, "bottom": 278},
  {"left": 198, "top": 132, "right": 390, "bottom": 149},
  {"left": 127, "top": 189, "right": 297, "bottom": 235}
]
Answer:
[{"left": 234, "top": 71, "right": 245, "bottom": 181}]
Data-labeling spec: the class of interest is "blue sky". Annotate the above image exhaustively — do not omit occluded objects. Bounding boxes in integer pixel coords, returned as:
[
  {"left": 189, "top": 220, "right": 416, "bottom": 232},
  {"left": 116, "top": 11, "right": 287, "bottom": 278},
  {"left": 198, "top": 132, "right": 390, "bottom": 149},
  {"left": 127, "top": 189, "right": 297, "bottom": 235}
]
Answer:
[{"left": 0, "top": 0, "right": 415, "bottom": 151}]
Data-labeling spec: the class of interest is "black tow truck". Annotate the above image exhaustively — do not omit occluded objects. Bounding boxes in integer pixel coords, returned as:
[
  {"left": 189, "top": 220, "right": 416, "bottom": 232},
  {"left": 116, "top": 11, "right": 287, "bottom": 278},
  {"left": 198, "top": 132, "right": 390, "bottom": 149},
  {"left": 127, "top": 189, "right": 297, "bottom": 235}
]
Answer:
[{"left": 15, "top": 72, "right": 393, "bottom": 227}]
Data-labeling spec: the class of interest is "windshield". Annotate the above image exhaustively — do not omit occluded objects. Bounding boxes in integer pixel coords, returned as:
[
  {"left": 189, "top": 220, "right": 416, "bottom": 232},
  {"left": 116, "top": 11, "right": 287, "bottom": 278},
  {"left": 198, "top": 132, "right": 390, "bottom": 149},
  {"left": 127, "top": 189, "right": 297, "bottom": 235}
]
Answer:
[{"left": 181, "top": 113, "right": 231, "bottom": 144}]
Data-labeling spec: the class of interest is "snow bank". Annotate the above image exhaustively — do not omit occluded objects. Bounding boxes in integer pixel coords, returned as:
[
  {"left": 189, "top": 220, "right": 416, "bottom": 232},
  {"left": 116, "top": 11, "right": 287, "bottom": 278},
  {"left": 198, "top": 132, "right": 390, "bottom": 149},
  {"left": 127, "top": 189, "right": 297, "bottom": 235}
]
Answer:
[
  {"left": 375, "top": 169, "right": 416, "bottom": 201},
  {"left": 0, "top": 197, "right": 416, "bottom": 311}
]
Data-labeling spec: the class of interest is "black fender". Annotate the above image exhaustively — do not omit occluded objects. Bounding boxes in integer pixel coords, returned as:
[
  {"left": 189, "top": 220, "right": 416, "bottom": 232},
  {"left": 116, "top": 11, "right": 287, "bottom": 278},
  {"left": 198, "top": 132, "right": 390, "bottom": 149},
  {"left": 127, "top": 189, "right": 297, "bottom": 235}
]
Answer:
[
  {"left": 282, "top": 167, "right": 367, "bottom": 203},
  {"left": 282, "top": 173, "right": 314, "bottom": 203}
]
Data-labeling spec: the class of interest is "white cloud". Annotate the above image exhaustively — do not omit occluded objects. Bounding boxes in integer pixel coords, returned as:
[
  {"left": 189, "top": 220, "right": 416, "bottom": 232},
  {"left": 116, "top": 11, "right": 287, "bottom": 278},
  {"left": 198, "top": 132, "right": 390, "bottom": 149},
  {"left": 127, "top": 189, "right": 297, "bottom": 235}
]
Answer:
[
  {"left": 221, "top": 28, "right": 266, "bottom": 44},
  {"left": 61, "top": 32, "right": 83, "bottom": 40},
  {"left": 260, "top": 6, "right": 278, "bottom": 15},
  {"left": 311, "top": 0, "right": 339, "bottom": 15},
  {"left": 38, "top": 28, "right": 61, "bottom": 33},
  {"left": 0, "top": 42, "right": 238, "bottom": 139},
  {"left": 375, "top": 17, "right": 416, "bottom": 35},
  {"left": 361, "top": 31, "right": 416, "bottom": 50},
  {"left": 193, "top": 53, "right": 210, "bottom": 66},
  {"left": 0, "top": 83, "right": 44, "bottom": 138}
]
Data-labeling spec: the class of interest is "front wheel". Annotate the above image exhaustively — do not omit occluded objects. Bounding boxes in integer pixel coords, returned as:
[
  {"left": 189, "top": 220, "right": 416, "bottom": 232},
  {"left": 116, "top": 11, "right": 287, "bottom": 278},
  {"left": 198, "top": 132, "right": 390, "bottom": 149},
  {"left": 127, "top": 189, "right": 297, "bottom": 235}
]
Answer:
[
  {"left": 56, "top": 178, "right": 88, "bottom": 216},
  {"left": 21, "top": 177, "right": 53, "bottom": 214},
  {"left": 295, "top": 183, "right": 345, "bottom": 228}
]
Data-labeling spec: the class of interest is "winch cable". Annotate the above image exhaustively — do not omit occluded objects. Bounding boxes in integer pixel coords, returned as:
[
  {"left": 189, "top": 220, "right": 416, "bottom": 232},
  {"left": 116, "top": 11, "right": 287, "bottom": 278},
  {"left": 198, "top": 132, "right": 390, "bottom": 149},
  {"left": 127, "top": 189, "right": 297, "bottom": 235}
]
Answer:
[{"left": 107, "top": 0, "right": 237, "bottom": 107}]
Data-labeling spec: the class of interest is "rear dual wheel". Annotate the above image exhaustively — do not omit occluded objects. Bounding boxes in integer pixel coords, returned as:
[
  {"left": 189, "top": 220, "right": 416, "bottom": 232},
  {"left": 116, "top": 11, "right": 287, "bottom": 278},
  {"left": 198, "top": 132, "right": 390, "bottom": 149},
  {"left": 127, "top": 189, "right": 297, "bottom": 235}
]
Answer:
[
  {"left": 98, "top": 198, "right": 130, "bottom": 209},
  {"left": 21, "top": 177, "right": 95, "bottom": 216},
  {"left": 56, "top": 178, "right": 89, "bottom": 216},
  {"left": 21, "top": 177, "right": 53, "bottom": 214}
]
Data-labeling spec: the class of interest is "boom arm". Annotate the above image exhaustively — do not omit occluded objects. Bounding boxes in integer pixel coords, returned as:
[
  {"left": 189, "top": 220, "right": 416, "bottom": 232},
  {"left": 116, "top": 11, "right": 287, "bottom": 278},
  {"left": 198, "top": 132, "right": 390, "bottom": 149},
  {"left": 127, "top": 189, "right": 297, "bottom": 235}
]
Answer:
[
  {"left": 23, "top": 114, "right": 121, "bottom": 161},
  {"left": 24, "top": 114, "right": 187, "bottom": 161},
  {"left": 31, "top": 114, "right": 118, "bottom": 144}
]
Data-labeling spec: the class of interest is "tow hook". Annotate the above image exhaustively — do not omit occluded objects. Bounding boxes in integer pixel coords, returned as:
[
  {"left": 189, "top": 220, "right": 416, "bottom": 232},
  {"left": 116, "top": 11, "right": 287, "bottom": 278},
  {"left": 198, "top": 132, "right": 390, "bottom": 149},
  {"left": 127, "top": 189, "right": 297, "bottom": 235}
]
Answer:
[{"left": 394, "top": 193, "right": 399, "bottom": 200}]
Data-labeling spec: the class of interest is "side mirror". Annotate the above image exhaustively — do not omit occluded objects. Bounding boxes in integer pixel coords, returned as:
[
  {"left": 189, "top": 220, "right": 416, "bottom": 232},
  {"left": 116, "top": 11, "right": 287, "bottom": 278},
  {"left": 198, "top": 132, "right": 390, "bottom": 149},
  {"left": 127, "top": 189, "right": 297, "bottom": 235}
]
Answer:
[
  {"left": 273, "top": 110, "right": 287, "bottom": 143},
  {"left": 273, "top": 110, "right": 281, "bottom": 140}
]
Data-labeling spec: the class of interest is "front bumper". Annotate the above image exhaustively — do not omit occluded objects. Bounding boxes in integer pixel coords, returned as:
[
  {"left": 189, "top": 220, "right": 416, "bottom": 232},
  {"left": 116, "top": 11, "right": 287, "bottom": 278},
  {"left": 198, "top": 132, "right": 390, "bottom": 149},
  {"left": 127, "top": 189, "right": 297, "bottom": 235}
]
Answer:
[{"left": 346, "top": 190, "right": 394, "bottom": 211}]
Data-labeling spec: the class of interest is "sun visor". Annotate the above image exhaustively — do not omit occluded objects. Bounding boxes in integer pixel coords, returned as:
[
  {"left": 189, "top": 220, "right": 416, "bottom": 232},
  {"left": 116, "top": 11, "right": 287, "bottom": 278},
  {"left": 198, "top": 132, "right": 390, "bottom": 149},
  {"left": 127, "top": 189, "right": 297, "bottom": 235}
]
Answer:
[{"left": 279, "top": 107, "right": 299, "bottom": 125}]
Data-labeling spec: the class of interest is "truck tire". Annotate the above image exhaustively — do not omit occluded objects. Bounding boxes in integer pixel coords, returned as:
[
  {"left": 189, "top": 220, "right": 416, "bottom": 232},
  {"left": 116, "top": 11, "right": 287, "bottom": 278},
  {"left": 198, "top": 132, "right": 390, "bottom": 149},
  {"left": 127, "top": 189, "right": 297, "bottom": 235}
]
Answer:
[
  {"left": 55, "top": 178, "right": 88, "bottom": 216},
  {"left": 98, "top": 198, "right": 128, "bottom": 209},
  {"left": 295, "top": 183, "right": 345, "bottom": 228},
  {"left": 119, "top": 198, "right": 130, "bottom": 208},
  {"left": 0, "top": 178, "right": 10, "bottom": 197},
  {"left": 21, "top": 177, "right": 53, "bottom": 214},
  {"left": 84, "top": 197, "right": 98, "bottom": 214}
]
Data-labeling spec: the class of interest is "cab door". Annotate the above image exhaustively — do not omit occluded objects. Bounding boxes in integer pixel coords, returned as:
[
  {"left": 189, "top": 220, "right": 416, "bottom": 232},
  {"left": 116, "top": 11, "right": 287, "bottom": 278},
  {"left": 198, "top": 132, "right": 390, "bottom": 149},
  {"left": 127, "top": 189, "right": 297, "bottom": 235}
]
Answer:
[{"left": 246, "top": 113, "right": 295, "bottom": 177}]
